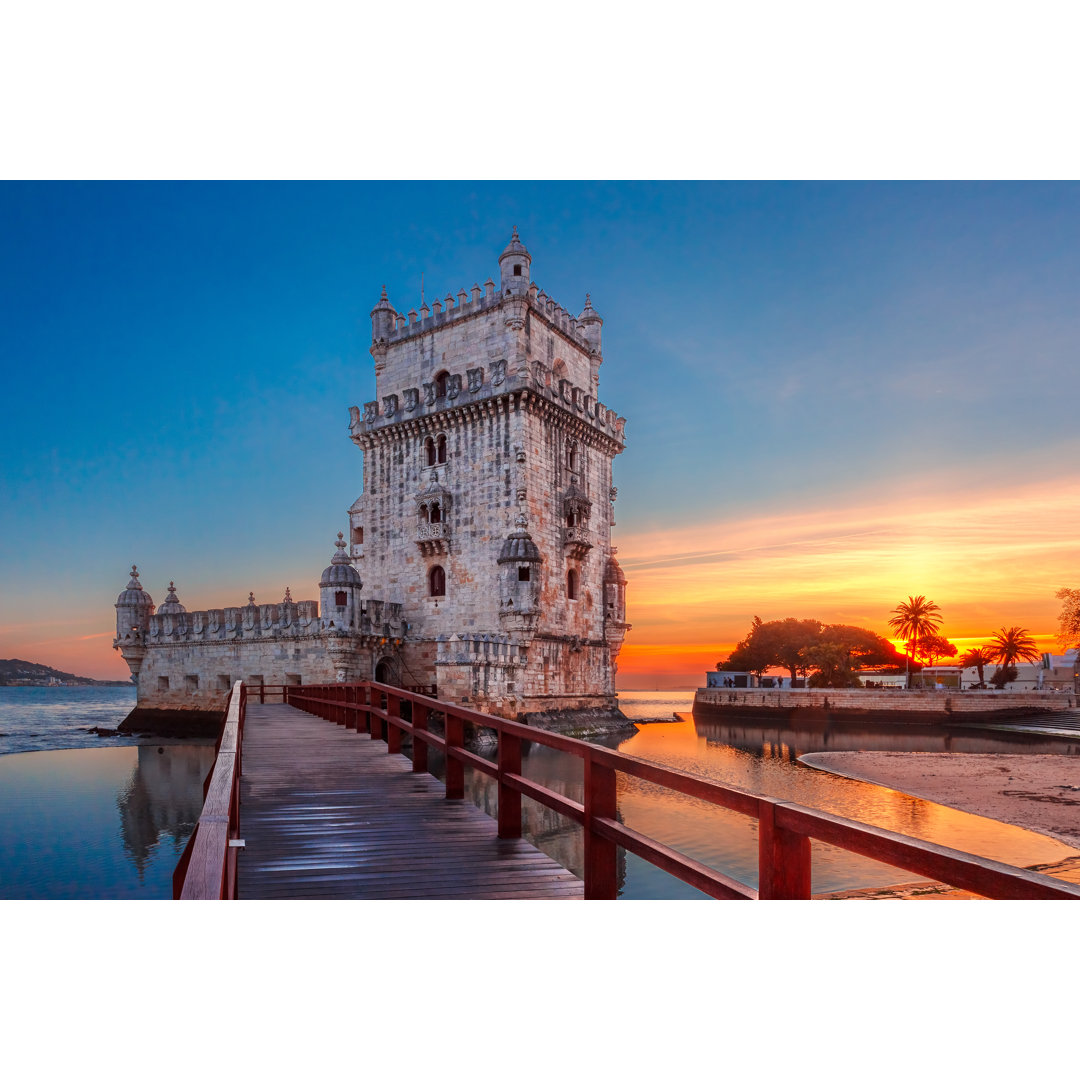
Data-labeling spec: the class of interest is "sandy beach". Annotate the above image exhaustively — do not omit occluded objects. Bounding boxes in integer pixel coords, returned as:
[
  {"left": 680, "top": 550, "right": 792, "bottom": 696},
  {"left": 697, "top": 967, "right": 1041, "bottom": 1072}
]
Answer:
[{"left": 802, "top": 751, "right": 1080, "bottom": 898}]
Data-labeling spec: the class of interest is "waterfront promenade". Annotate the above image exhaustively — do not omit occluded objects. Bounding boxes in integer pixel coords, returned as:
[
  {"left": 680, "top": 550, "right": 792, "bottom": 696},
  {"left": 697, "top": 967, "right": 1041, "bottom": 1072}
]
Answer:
[{"left": 237, "top": 703, "right": 583, "bottom": 899}]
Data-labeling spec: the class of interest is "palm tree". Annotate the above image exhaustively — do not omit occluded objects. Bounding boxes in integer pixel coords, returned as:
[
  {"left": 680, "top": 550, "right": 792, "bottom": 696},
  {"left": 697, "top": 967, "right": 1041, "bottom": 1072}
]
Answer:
[
  {"left": 987, "top": 627, "right": 1041, "bottom": 671},
  {"left": 959, "top": 646, "right": 992, "bottom": 687},
  {"left": 887, "top": 595, "right": 943, "bottom": 686}
]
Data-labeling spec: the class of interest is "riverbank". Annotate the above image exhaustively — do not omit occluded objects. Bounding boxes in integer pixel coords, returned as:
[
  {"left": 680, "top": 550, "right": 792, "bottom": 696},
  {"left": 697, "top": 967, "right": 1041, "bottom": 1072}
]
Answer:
[{"left": 802, "top": 751, "right": 1080, "bottom": 848}]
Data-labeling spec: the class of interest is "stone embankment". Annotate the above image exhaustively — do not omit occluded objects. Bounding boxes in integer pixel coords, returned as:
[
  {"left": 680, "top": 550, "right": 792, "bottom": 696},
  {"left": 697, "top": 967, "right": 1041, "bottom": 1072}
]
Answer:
[{"left": 693, "top": 687, "right": 1080, "bottom": 726}]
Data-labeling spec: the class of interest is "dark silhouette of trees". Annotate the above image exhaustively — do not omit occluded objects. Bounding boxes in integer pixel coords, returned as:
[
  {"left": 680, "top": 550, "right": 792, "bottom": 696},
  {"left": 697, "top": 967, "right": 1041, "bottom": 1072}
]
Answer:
[
  {"left": 1056, "top": 588, "right": 1080, "bottom": 653},
  {"left": 959, "top": 647, "right": 992, "bottom": 687},
  {"left": 987, "top": 626, "right": 1040, "bottom": 688},
  {"left": 916, "top": 633, "right": 957, "bottom": 668},
  {"left": 887, "top": 595, "right": 943, "bottom": 674}
]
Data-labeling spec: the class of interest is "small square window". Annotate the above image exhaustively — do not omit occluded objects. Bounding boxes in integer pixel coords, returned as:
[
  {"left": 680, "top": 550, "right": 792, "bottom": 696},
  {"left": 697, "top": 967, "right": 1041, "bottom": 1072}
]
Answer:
[{"left": 518, "top": 566, "right": 530, "bottom": 581}]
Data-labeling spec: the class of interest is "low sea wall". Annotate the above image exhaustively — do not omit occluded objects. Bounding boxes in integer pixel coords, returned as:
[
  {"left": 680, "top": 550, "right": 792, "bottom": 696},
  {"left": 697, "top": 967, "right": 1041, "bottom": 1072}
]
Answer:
[{"left": 692, "top": 687, "right": 1079, "bottom": 726}]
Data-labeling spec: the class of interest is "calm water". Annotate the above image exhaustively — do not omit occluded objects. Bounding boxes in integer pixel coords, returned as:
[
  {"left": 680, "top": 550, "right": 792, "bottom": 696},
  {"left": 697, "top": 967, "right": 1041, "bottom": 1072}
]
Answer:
[
  {"left": 3, "top": 687, "right": 1078, "bottom": 899},
  {"left": 0, "top": 687, "right": 214, "bottom": 899},
  {"left": 466, "top": 691, "right": 1080, "bottom": 899}
]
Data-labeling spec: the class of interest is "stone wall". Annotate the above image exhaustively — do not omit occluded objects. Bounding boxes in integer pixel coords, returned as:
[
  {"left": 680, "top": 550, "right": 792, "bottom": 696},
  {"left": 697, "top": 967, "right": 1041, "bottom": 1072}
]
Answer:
[{"left": 694, "top": 686, "right": 1080, "bottom": 724}]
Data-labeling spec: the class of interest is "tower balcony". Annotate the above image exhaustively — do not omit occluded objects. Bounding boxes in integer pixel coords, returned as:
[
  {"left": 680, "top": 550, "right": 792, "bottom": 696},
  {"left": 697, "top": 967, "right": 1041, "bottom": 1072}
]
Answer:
[
  {"left": 563, "top": 525, "right": 592, "bottom": 558},
  {"left": 417, "top": 521, "right": 450, "bottom": 556}
]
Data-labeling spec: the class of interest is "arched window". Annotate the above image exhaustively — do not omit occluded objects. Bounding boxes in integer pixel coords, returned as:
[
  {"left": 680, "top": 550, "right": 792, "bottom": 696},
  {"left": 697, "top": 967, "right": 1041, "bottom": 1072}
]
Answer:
[
  {"left": 351, "top": 526, "right": 363, "bottom": 545},
  {"left": 419, "top": 503, "right": 430, "bottom": 524},
  {"left": 424, "top": 436, "right": 436, "bottom": 467},
  {"left": 434, "top": 370, "right": 449, "bottom": 399},
  {"left": 436, "top": 433, "right": 447, "bottom": 464},
  {"left": 567, "top": 569, "right": 578, "bottom": 600},
  {"left": 567, "top": 441, "right": 578, "bottom": 473},
  {"left": 553, "top": 358, "right": 568, "bottom": 383},
  {"left": 335, "top": 591, "right": 347, "bottom": 607},
  {"left": 429, "top": 565, "right": 446, "bottom": 597},
  {"left": 430, "top": 502, "right": 442, "bottom": 524}
]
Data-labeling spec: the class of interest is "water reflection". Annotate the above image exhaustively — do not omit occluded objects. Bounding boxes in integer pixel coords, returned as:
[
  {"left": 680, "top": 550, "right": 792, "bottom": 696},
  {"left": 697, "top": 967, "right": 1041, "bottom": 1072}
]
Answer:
[
  {"left": 0, "top": 744, "right": 215, "bottom": 899},
  {"left": 456, "top": 695, "right": 1080, "bottom": 899}
]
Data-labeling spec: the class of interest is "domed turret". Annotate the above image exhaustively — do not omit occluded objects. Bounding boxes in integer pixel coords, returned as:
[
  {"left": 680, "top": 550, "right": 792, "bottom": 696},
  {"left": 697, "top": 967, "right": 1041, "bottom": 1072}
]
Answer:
[
  {"left": 114, "top": 565, "right": 154, "bottom": 682},
  {"left": 498, "top": 227, "right": 532, "bottom": 298},
  {"left": 320, "top": 533, "right": 362, "bottom": 630},
  {"left": 115, "top": 565, "right": 154, "bottom": 639},
  {"left": 578, "top": 293, "right": 603, "bottom": 355},
  {"left": 370, "top": 285, "right": 396, "bottom": 343},
  {"left": 498, "top": 515, "right": 542, "bottom": 629},
  {"left": 158, "top": 581, "right": 187, "bottom": 614}
]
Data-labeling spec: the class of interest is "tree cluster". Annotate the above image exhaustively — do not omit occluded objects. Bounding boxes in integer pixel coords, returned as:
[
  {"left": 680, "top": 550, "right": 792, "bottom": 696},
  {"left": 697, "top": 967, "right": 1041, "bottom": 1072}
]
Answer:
[{"left": 717, "top": 617, "right": 907, "bottom": 688}]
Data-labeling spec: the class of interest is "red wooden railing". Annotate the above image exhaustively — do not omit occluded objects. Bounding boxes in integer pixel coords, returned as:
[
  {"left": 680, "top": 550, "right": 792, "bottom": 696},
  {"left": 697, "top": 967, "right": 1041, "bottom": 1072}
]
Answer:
[
  {"left": 285, "top": 680, "right": 1080, "bottom": 901},
  {"left": 173, "top": 682, "right": 246, "bottom": 900}
]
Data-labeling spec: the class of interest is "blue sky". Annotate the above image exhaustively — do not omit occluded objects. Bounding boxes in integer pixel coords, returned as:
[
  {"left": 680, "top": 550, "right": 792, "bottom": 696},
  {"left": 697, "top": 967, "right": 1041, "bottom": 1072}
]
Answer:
[{"left": 2, "top": 181, "right": 1079, "bottom": 679}]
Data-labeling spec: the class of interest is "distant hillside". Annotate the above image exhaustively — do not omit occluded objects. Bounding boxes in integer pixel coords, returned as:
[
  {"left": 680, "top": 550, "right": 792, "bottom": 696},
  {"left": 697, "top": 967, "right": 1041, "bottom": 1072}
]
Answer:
[{"left": 0, "top": 658, "right": 130, "bottom": 687}]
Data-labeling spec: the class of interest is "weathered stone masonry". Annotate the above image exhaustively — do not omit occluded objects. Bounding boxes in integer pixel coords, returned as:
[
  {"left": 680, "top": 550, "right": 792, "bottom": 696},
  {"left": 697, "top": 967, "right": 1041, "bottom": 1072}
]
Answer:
[{"left": 114, "top": 231, "right": 630, "bottom": 727}]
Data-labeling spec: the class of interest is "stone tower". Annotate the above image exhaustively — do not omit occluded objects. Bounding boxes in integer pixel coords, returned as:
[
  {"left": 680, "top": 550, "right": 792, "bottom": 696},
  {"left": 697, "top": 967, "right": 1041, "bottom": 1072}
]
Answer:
[{"left": 347, "top": 231, "right": 630, "bottom": 724}]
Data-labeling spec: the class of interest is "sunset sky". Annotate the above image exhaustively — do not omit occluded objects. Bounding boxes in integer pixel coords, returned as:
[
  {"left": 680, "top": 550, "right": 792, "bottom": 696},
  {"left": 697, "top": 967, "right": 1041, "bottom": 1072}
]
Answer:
[{"left": 3, "top": 182, "right": 1078, "bottom": 684}]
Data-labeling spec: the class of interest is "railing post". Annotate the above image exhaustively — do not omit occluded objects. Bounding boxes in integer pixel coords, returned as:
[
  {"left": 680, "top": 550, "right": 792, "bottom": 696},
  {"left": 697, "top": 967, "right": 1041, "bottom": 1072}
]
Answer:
[
  {"left": 370, "top": 685, "right": 383, "bottom": 741},
  {"left": 387, "top": 693, "right": 402, "bottom": 754},
  {"left": 345, "top": 684, "right": 357, "bottom": 730},
  {"left": 584, "top": 750, "right": 618, "bottom": 900},
  {"left": 412, "top": 703, "right": 429, "bottom": 773},
  {"left": 445, "top": 711, "right": 464, "bottom": 799},
  {"left": 758, "top": 801, "right": 812, "bottom": 900},
  {"left": 497, "top": 729, "right": 522, "bottom": 839},
  {"left": 359, "top": 683, "right": 370, "bottom": 734}
]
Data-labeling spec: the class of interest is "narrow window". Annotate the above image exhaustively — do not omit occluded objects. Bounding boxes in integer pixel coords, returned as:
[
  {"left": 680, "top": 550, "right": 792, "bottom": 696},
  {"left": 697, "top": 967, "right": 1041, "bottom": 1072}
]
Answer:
[
  {"left": 434, "top": 371, "right": 449, "bottom": 399},
  {"left": 351, "top": 525, "right": 364, "bottom": 545},
  {"left": 430, "top": 502, "right": 442, "bottom": 524},
  {"left": 419, "top": 503, "right": 430, "bottom": 524},
  {"left": 518, "top": 566, "right": 530, "bottom": 581},
  {"left": 514, "top": 264, "right": 522, "bottom": 276},
  {"left": 424, "top": 436, "right": 436, "bottom": 466},
  {"left": 430, "top": 565, "right": 446, "bottom": 597},
  {"left": 567, "top": 569, "right": 578, "bottom": 600},
  {"left": 335, "top": 590, "right": 347, "bottom": 607},
  {"left": 436, "top": 433, "right": 447, "bottom": 464},
  {"left": 567, "top": 442, "right": 577, "bottom": 472}
]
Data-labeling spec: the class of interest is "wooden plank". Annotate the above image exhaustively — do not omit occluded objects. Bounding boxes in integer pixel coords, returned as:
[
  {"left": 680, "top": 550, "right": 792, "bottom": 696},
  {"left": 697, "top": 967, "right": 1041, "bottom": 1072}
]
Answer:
[{"left": 237, "top": 703, "right": 583, "bottom": 900}]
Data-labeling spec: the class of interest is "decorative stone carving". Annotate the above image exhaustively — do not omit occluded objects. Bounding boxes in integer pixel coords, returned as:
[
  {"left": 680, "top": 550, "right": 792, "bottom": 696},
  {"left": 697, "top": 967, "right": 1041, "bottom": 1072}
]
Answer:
[
  {"left": 364, "top": 401, "right": 379, "bottom": 424},
  {"left": 490, "top": 358, "right": 507, "bottom": 386},
  {"left": 423, "top": 382, "right": 436, "bottom": 406},
  {"left": 467, "top": 367, "right": 484, "bottom": 392},
  {"left": 446, "top": 373, "right": 462, "bottom": 400},
  {"left": 404, "top": 387, "right": 419, "bottom": 412},
  {"left": 382, "top": 394, "right": 398, "bottom": 418}
]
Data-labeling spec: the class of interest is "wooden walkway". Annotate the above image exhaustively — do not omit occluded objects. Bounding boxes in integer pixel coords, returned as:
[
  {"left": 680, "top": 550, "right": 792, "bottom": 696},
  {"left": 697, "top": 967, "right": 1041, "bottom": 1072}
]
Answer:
[{"left": 237, "top": 703, "right": 583, "bottom": 899}]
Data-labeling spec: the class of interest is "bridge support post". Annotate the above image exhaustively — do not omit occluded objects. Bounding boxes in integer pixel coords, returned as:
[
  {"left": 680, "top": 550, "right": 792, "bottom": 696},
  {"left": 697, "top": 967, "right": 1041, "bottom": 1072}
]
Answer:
[
  {"left": 497, "top": 731, "right": 522, "bottom": 839},
  {"left": 758, "top": 801, "right": 812, "bottom": 899},
  {"left": 584, "top": 752, "right": 618, "bottom": 900},
  {"left": 412, "top": 704, "right": 429, "bottom": 773},
  {"left": 345, "top": 684, "right": 357, "bottom": 730}
]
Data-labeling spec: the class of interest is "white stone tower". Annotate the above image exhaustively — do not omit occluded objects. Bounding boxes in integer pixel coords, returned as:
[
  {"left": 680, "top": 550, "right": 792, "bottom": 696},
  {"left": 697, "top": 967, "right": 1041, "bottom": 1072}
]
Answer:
[{"left": 347, "top": 231, "right": 630, "bottom": 723}]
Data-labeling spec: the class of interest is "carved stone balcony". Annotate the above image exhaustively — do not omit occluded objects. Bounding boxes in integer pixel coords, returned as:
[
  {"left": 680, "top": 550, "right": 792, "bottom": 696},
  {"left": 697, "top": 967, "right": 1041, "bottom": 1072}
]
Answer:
[
  {"left": 416, "top": 521, "right": 450, "bottom": 556},
  {"left": 563, "top": 524, "right": 592, "bottom": 559}
]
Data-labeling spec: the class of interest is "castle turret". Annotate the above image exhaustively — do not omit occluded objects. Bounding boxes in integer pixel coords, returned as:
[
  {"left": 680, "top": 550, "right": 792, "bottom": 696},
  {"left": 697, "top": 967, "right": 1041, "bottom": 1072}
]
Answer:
[
  {"left": 499, "top": 227, "right": 532, "bottom": 298},
  {"left": 113, "top": 566, "right": 154, "bottom": 682},
  {"left": 370, "top": 285, "right": 395, "bottom": 343},
  {"left": 320, "top": 532, "right": 363, "bottom": 632},
  {"left": 497, "top": 515, "right": 543, "bottom": 631}
]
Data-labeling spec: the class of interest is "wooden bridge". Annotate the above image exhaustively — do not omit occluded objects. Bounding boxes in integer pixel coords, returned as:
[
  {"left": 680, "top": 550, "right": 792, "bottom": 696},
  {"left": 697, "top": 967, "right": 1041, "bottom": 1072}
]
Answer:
[{"left": 175, "top": 681, "right": 1080, "bottom": 901}]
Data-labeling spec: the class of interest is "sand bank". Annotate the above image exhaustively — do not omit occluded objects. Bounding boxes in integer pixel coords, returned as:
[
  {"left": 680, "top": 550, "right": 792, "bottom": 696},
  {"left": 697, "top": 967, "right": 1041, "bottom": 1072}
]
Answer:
[
  {"left": 801, "top": 751, "right": 1080, "bottom": 898},
  {"left": 801, "top": 751, "right": 1080, "bottom": 847}
]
